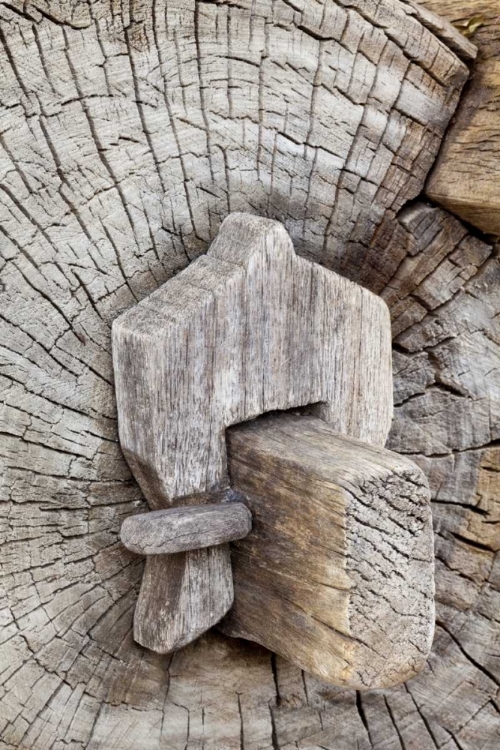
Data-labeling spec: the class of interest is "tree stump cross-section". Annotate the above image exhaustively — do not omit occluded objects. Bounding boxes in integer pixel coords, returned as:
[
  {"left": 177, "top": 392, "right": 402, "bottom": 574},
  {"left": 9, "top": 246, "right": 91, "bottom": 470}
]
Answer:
[{"left": 1, "top": 0, "right": 499, "bottom": 747}]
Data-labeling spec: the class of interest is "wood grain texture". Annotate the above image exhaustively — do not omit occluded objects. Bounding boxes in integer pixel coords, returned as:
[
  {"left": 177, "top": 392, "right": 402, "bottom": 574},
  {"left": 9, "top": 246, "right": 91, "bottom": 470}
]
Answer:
[
  {"left": 112, "top": 212, "right": 392, "bottom": 653},
  {"left": 113, "top": 212, "right": 393, "bottom": 504},
  {"left": 120, "top": 499, "right": 252, "bottom": 555},
  {"left": 400, "top": 0, "right": 477, "bottom": 61},
  {"left": 1, "top": 0, "right": 498, "bottom": 747},
  {"left": 222, "top": 412, "right": 434, "bottom": 690},
  {"left": 423, "top": 0, "right": 500, "bottom": 235}
]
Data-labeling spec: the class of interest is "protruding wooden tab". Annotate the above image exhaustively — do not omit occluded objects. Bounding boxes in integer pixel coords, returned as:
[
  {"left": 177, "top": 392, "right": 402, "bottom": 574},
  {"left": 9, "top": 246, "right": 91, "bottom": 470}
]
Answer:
[
  {"left": 222, "top": 412, "right": 435, "bottom": 690},
  {"left": 121, "top": 501, "right": 252, "bottom": 555},
  {"left": 134, "top": 548, "right": 234, "bottom": 653}
]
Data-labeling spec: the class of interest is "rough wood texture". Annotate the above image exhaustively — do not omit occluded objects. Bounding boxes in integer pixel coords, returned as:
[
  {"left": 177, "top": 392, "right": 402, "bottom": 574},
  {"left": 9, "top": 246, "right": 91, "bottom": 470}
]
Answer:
[
  {"left": 400, "top": 0, "right": 477, "bottom": 61},
  {"left": 121, "top": 499, "right": 252, "bottom": 555},
  {"left": 222, "top": 412, "right": 434, "bottom": 690},
  {"left": 113, "top": 212, "right": 393, "bottom": 502},
  {"left": 112, "top": 212, "right": 392, "bottom": 653},
  {"left": 423, "top": 0, "right": 500, "bottom": 235},
  {"left": 1, "top": 0, "right": 499, "bottom": 747}
]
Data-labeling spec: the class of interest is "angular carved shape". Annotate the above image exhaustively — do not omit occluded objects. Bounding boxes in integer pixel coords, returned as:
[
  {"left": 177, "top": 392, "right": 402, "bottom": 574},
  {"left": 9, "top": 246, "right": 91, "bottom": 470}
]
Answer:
[
  {"left": 112, "top": 213, "right": 393, "bottom": 652},
  {"left": 133, "top": 549, "right": 234, "bottom": 654},
  {"left": 222, "top": 413, "right": 435, "bottom": 690},
  {"left": 121, "top": 498, "right": 252, "bottom": 555}
]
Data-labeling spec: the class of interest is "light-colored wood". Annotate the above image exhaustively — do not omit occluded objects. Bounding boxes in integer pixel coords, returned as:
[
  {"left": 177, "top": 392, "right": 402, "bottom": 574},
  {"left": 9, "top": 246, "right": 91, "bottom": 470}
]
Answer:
[
  {"left": 423, "top": 0, "right": 500, "bottom": 235},
  {"left": 120, "top": 499, "right": 252, "bottom": 555},
  {"left": 222, "top": 412, "right": 434, "bottom": 690},
  {"left": 112, "top": 212, "right": 393, "bottom": 652},
  {"left": 2, "top": 0, "right": 499, "bottom": 747},
  {"left": 113, "top": 212, "right": 393, "bottom": 503}
]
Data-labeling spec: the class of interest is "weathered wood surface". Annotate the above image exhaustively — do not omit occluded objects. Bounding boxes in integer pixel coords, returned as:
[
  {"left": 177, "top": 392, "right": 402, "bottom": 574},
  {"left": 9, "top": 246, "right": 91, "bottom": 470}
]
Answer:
[
  {"left": 1, "top": 0, "right": 499, "bottom": 747},
  {"left": 400, "top": 0, "right": 477, "bottom": 61},
  {"left": 423, "top": 0, "right": 500, "bottom": 235},
  {"left": 133, "top": 546, "right": 235, "bottom": 654},
  {"left": 113, "top": 213, "right": 393, "bottom": 502},
  {"left": 113, "top": 212, "right": 392, "bottom": 652},
  {"left": 222, "top": 412, "right": 434, "bottom": 690},
  {"left": 121, "top": 499, "right": 252, "bottom": 556}
]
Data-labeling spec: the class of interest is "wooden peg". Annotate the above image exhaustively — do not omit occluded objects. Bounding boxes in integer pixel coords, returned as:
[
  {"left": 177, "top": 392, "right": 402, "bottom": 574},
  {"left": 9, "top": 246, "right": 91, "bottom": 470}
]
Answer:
[
  {"left": 113, "top": 213, "right": 393, "bottom": 654},
  {"left": 121, "top": 498, "right": 252, "bottom": 555},
  {"left": 222, "top": 412, "right": 435, "bottom": 690}
]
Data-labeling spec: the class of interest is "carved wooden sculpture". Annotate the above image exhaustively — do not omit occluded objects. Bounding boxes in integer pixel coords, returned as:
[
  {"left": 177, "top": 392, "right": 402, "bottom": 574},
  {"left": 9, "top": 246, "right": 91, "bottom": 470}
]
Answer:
[
  {"left": 113, "top": 212, "right": 393, "bottom": 654},
  {"left": 1, "top": 0, "right": 498, "bottom": 746}
]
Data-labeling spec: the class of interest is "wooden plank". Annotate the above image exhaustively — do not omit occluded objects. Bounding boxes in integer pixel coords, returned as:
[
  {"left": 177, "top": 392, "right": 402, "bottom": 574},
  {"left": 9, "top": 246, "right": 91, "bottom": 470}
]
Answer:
[
  {"left": 222, "top": 412, "right": 435, "bottom": 690},
  {"left": 112, "top": 212, "right": 393, "bottom": 652},
  {"left": 423, "top": 1, "right": 500, "bottom": 235},
  {"left": 120, "top": 498, "right": 252, "bottom": 555}
]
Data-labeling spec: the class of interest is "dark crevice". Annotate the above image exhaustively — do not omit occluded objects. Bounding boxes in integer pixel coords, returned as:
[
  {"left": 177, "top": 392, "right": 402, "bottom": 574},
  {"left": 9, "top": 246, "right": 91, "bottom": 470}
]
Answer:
[
  {"left": 384, "top": 695, "right": 407, "bottom": 750},
  {"left": 355, "top": 691, "right": 372, "bottom": 744},
  {"left": 451, "top": 531, "right": 496, "bottom": 553},
  {"left": 270, "top": 652, "right": 281, "bottom": 707}
]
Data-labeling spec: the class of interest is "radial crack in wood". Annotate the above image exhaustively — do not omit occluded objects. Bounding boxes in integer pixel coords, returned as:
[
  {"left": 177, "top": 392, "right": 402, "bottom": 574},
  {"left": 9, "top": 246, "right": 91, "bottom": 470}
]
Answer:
[{"left": 222, "top": 412, "right": 435, "bottom": 690}]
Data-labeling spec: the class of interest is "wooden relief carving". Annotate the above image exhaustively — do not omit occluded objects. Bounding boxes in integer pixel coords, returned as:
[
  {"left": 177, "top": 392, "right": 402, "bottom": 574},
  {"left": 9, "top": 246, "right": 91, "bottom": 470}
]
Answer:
[
  {"left": 223, "top": 412, "right": 434, "bottom": 689},
  {"left": 113, "top": 213, "right": 393, "bottom": 655}
]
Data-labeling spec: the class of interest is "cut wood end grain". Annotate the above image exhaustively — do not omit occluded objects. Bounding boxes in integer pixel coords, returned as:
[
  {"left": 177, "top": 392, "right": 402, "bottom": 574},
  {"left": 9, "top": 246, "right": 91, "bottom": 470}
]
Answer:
[
  {"left": 422, "top": 1, "right": 500, "bottom": 236},
  {"left": 402, "top": 0, "right": 478, "bottom": 61},
  {"left": 2, "top": 0, "right": 492, "bottom": 740},
  {"left": 223, "top": 412, "right": 435, "bottom": 690}
]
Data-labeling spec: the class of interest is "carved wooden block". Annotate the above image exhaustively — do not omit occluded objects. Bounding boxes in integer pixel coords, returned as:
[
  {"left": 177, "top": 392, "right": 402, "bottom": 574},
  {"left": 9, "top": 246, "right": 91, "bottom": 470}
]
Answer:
[
  {"left": 222, "top": 413, "right": 435, "bottom": 690},
  {"left": 112, "top": 213, "right": 393, "bottom": 652}
]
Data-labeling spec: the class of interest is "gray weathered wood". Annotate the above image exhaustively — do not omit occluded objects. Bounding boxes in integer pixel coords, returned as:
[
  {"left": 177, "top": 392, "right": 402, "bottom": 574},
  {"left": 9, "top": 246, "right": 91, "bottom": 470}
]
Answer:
[
  {"left": 222, "top": 412, "right": 435, "bottom": 690},
  {"left": 121, "top": 499, "right": 252, "bottom": 555},
  {"left": 424, "top": 0, "right": 500, "bottom": 236},
  {"left": 3, "top": 0, "right": 499, "bottom": 746},
  {"left": 113, "top": 212, "right": 393, "bottom": 502},
  {"left": 112, "top": 212, "right": 393, "bottom": 652}
]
